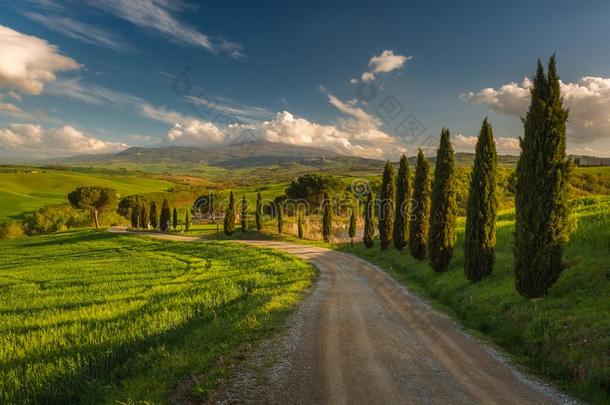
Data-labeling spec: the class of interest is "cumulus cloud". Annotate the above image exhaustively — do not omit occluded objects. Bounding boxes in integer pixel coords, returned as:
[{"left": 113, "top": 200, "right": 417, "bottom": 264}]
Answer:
[
  {"left": 0, "top": 123, "right": 128, "bottom": 158},
  {"left": 361, "top": 50, "right": 411, "bottom": 82},
  {"left": 461, "top": 76, "right": 610, "bottom": 145},
  {"left": 453, "top": 134, "right": 521, "bottom": 155},
  {"left": 0, "top": 25, "right": 80, "bottom": 95}
]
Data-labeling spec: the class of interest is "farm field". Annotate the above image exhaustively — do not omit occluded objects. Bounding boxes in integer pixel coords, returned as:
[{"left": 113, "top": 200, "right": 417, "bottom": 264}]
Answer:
[
  {"left": 339, "top": 196, "right": 610, "bottom": 403},
  {"left": 0, "top": 231, "right": 315, "bottom": 403}
]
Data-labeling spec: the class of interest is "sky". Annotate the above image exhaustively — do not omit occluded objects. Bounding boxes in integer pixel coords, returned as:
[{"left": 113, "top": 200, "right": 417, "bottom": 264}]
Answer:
[{"left": 1, "top": 0, "right": 610, "bottom": 160}]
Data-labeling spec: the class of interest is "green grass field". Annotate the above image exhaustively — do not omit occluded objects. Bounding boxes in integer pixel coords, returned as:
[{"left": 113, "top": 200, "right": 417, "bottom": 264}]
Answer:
[
  {"left": 0, "top": 231, "right": 315, "bottom": 404},
  {"left": 0, "top": 169, "right": 174, "bottom": 222},
  {"left": 339, "top": 196, "right": 610, "bottom": 403}
]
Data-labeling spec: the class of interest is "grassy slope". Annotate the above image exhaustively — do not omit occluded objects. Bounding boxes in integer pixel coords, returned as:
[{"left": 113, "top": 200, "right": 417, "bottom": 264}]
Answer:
[
  {"left": 338, "top": 196, "right": 610, "bottom": 403},
  {"left": 0, "top": 230, "right": 315, "bottom": 404},
  {"left": 0, "top": 170, "right": 174, "bottom": 222}
]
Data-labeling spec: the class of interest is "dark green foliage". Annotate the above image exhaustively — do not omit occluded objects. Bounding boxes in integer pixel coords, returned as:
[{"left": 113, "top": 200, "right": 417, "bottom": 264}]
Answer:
[
  {"left": 515, "top": 56, "right": 572, "bottom": 298},
  {"left": 255, "top": 192, "right": 263, "bottom": 231},
  {"left": 378, "top": 161, "right": 396, "bottom": 249},
  {"left": 277, "top": 201, "right": 283, "bottom": 234},
  {"left": 184, "top": 210, "right": 191, "bottom": 233},
  {"left": 297, "top": 212, "right": 304, "bottom": 239},
  {"left": 130, "top": 204, "right": 140, "bottom": 229},
  {"left": 464, "top": 118, "right": 498, "bottom": 281},
  {"left": 409, "top": 149, "right": 431, "bottom": 260},
  {"left": 241, "top": 194, "right": 248, "bottom": 233},
  {"left": 159, "top": 199, "right": 171, "bottom": 232},
  {"left": 117, "top": 195, "right": 145, "bottom": 219},
  {"left": 348, "top": 208, "right": 356, "bottom": 246},
  {"left": 428, "top": 128, "right": 458, "bottom": 272},
  {"left": 150, "top": 201, "right": 158, "bottom": 230},
  {"left": 140, "top": 203, "right": 149, "bottom": 229},
  {"left": 322, "top": 191, "right": 332, "bottom": 243},
  {"left": 393, "top": 154, "right": 411, "bottom": 250},
  {"left": 172, "top": 208, "right": 178, "bottom": 230},
  {"left": 224, "top": 191, "right": 236, "bottom": 236},
  {"left": 363, "top": 192, "right": 375, "bottom": 248},
  {"left": 67, "top": 186, "right": 117, "bottom": 229},
  {"left": 285, "top": 173, "right": 345, "bottom": 210}
]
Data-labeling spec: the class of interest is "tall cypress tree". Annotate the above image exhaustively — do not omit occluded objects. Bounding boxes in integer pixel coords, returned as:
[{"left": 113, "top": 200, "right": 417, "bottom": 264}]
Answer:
[
  {"left": 428, "top": 129, "right": 457, "bottom": 272},
  {"left": 393, "top": 154, "right": 411, "bottom": 250},
  {"left": 409, "top": 149, "right": 431, "bottom": 260},
  {"left": 140, "top": 203, "right": 149, "bottom": 230},
  {"left": 322, "top": 191, "right": 332, "bottom": 243},
  {"left": 185, "top": 210, "right": 191, "bottom": 233},
  {"left": 363, "top": 191, "right": 375, "bottom": 248},
  {"left": 277, "top": 201, "right": 283, "bottom": 234},
  {"left": 131, "top": 204, "right": 140, "bottom": 229},
  {"left": 297, "top": 211, "right": 304, "bottom": 239},
  {"left": 224, "top": 191, "right": 236, "bottom": 235},
  {"left": 172, "top": 207, "right": 178, "bottom": 230},
  {"left": 160, "top": 199, "right": 171, "bottom": 232},
  {"left": 515, "top": 56, "right": 571, "bottom": 298},
  {"left": 241, "top": 194, "right": 248, "bottom": 233},
  {"left": 348, "top": 207, "right": 357, "bottom": 246},
  {"left": 255, "top": 192, "right": 263, "bottom": 231},
  {"left": 150, "top": 201, "right": 158, "bottom": 230},
  {"left": 378, "top": 160, "right": 396, "bottom": 249},
  {"left": 464, "top": 118, "right": 498, "bottom": 281}
]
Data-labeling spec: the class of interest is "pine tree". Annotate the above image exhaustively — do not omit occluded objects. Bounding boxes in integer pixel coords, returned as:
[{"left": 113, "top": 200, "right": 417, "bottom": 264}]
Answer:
[
  {"left": 160, "top": 199, "right": 171, "bottom": 232},
  {"left": 378, "top": 160, "right": 396, "bottom": 249},
  {"left": 297, "top": 211, "right": 304, "bottom": 239},
  {"left": 241, "top": 194, "right": 248, "bottom": 233},
  {"left": 514, "top": 56, "right": 571, "bottom": 298},
  {"left": 393, "top": 154, "right": 411, "bottom": 250},
  {"left": 277, "top": 201, "right": 283, "bottom": 234},
  {"left": 150, "top": 201, "right": 158, "bottom": 230},
  {"left": 348, "top": 207, "right": 356, "bottom": 246},
  {"left": 185, "top": 210, "right": 191, "bottom": 233},
  {"left": 140, "top": 203, "right": 149, "bottom": 230},
  {"left": 224, "top": 191, "right": 236, "bottom": 236},
  {"left": 255, "top": 192, "right": 263, "bottom": 231},
  {"left": 428, "top": 128, "right": 457, "bottom": 272},
  {"left": 363, "top": 192, "right": 375, "bottom": 248},
  {"left": 409, "top": 149, "right": 431, "bottom": 260},
  {"left": 322, "top": 191, "right": 332, "bottom": 243},
  {"left": 464, "top": 118, "right": 498, "bottom": 281},
  {"left": 172, "top": 207, "right": 178, "bottom": 230}
]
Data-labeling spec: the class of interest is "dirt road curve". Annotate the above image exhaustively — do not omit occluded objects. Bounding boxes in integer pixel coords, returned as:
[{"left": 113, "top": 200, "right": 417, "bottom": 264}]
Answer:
[{"left": 107, "top": 229, "right": 572, "bottom": 404}]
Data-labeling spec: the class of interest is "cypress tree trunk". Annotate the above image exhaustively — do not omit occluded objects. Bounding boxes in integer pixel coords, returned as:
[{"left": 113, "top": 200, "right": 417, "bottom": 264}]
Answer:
[
  {"left": 172, "top": 207, "right": 178, "bottom": 230},
  {"left": 224, "top": 191, "right": 236, "bottom": 236},
  {"left": 514, "top": 56, "right": 571, "bottom": 298},
  {"left": 464, "top": 118, "right": 498, "bottom": 281},
  {"left": 277, "top": 202, "right": 283, "bottom": 234},
  {"left": 241, "top": 194, "right": 248, "bottom": 233},
  {"left": 409, "top": 149, "right": 431, "bottom": 260},
  {"left": 393, "top": 154, "right": 411, "bottom": 250},
  {"left": 428, "top": 129, "right": 457, "bottom": 272},
  {"left": 322, "top": 191, "right": 332, "bottom": 243},
  {"left": 150, "top": 201, "right": 158, "bottom": 230},
  {"left": 160, "top": 199, "right": 171, "bottom": 232},
  {"left": 255, "top": 192, "right": 263, "bottom": 231},
  {"left": 378, "top": 160, "right": 396, "bottom": 249},
  {"left": 348, "top": 208, "right": 356, "bottom": 246},
  {"left": 363, "top": 192, "right": 375, "bottom": 248}
]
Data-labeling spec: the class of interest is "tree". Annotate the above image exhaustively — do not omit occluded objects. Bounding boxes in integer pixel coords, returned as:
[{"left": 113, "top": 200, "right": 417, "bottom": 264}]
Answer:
[
  {"left": 285, "top": 173, "right": 345, "bottom": 211},
  {"left": 277, "top": 200, "right": 283, "bottom": 234},
  {"left": 159, "top": 199, "right": 171, "bottom": 232},
  {"left": 297, "top": 211, "right": 304, "bottom": 239},
  {"left": 514, "top": 56, "right": 572, "bottom": 298},
  {"left": 464, "top": 118, "right": 498, "bottom": 281},
  {"left": 130, "top": 203, "right": 140, "bottom": 229},
  {"left": 185, "top": 210, "right": 191, "bottom": 233},
  {"left": 117, "top": 195, "right": 145, "bottom": 219},
  {"left": 428, "top": 128, "right": 457, "bottom": 272},
  {"left": 150, "top": 201, "right": 158, "bottom": 230},
  {"left": 322, "top": 191, "right": 332, "bottom": 243},
  {"left": 140, "top": 203, "right": 149, "bottom": 230},
  {"left": 348, "top": 207, "right": 357, "bottom": 246},
  {"left": 378, "top": 160, "right": 396, "bottom": 249},
  {"left": 363, "top": 192, "right": 375, "bottom": 248},
  {"left": 224, "top": 191, "right": 236, "bottom": 236},
  {"left": 172, "top": 207, "right": 178, "bottom": 230},
  {"left": 393, "top": 154, "right": 411, "bottom": 250},
  {"left": 255, "top": 192, "right": 263, "bottom": 231},
  {"left": 409, "top": 149, "right": 431, "bottom": 260},
  {"left": 240, "top": 194, "right": 248, "bottom": 233},
  {"left": 68, "top": 186, "right": 117, "bottom": 229}
]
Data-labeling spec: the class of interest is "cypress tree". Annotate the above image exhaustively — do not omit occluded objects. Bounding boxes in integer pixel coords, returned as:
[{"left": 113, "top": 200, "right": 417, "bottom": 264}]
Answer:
[
  {"left": 255, "top": 192, "right": 263, "bottom": 231},
  {"left": 277, "top": 201, "right": 283, "bottom": 234},
  {"left": 150, "top": 201, "right": 158, "bottom": 230},
  {"left": 172, "top": 207, "right": 178, "bottom": 230},
  {"left": 241, "top": 194, "right": 248, "bottom": 233},
  {"left": 378, "top": 160, "right": 396, "bottom": 249},
  {"left": 409, "top": 149, "right": 431, "bottom": 260},
  {"left": 363, "top": 192, "right": 375, "bottom": 248},
  {"left": 160, "top": 199, "right": 171, "bottom": 232},
  {"left": 348, "top": 207, "right": 356, "bottom": 246},
  {"left": 131, "top": 204, "right": 140, "bottom": 229},
  {"left": 224, "top": 191, "right": 236, "bottom": 236},
  {"left": 322, "top": 191, "right": 332, "bottom": 243},
  {"left": 140, "top": 203, "right": 149, "bottom": 230},
  {"left": 464, "top": 118, "right": 498, "bottom": 281},
  {"left": 514, "top": 56, "right": 571, "bottom": 298},
  {"left": 185, "top": 210, "right": 191, "bottom": 233},
  {"left": 297, "top": 211, "right": 304, "bottom": 239},
  {"left": 393, "top": 154, "right": 411, "bottom": 250},
  {"left": 428, "top": 129, "right": 457, "bottom": 272}
]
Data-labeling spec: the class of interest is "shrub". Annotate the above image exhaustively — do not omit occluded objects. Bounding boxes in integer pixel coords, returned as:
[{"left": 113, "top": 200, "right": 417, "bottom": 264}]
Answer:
[{"left": 0, "top": 221, "right": 24, "bottom": 240}]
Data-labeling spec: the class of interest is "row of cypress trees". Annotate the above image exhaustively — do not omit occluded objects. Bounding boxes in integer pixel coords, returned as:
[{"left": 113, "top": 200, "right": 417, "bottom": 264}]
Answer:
[
  {"left": 223, "top": 191, "right": 265, "bottom": 236},
  {"left": 130, "top": 199, "right": 191, "bottom": 233}
]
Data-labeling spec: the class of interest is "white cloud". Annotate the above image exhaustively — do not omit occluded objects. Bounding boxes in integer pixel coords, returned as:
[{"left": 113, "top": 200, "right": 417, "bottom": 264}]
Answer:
[
  {"left": 0, "top": 25, "right": 80, "bottom": 95},
  {"left": 361, "top": 50, "right": 411, "bottom": 82},
  {"left": 0, "top": 102, "right": 22, "bottom": 114},
  {"left": 453, "top": 134, "right": 521, "bottom": 155},
  {"left": 0, "top": 123, "right": 128, "bottom": 158}
]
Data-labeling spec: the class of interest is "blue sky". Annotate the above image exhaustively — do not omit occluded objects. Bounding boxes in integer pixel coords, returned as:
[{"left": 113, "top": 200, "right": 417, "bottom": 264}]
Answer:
[{"left": 1, "top": 0, "right": 610, "bottom": 159}]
